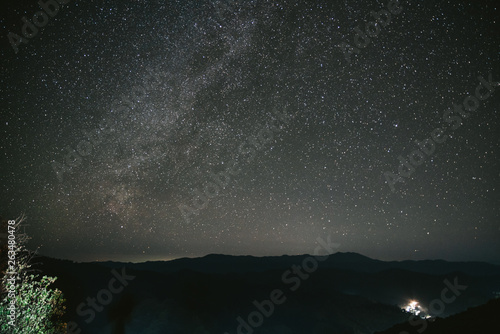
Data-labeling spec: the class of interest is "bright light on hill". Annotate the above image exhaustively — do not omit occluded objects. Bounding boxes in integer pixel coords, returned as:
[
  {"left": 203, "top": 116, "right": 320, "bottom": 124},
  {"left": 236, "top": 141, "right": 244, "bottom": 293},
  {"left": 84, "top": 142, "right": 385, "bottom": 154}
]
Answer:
[{"left": 402, "top": 300, "right": 431, "bottom": 318}]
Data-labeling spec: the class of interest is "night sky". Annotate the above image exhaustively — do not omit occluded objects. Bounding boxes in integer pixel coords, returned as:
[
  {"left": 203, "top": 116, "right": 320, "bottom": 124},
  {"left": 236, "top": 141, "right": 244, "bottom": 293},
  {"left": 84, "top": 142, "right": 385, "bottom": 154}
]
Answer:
[{"left": 1, "top": 0, "right": 499, "bottom": 263}]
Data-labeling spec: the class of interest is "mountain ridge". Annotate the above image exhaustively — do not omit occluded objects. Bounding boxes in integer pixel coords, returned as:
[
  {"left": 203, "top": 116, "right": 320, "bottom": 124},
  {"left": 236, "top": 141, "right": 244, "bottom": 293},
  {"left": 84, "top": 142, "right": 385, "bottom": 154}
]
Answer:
[
  {"left": 29, "top": 252, "right": 500, "bottom": 333},
  {"left": 81, "top": 251, "right": 500, "bottom": 276}
]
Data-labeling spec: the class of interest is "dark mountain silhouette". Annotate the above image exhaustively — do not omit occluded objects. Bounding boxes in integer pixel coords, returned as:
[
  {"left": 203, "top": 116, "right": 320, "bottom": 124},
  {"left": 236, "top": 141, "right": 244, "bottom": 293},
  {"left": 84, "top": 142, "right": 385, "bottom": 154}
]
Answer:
[
  {"left": 31, "top": 252, "right": 500, "bottom": 334},
  {"left": 95, "top": 252, "right": 500, "bottom": 276}
]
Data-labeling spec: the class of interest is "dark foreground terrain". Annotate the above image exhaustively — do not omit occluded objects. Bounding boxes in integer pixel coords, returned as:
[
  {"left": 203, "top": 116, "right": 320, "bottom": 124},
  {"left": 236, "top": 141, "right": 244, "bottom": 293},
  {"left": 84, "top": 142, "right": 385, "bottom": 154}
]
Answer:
[{"left": 32, "top": 252, "right": 500, "bottom": 333}]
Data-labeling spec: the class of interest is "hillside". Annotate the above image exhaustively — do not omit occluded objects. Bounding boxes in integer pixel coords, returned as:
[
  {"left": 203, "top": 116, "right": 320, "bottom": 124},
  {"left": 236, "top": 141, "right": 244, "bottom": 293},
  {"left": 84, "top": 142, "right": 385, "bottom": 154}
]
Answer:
[
  {"left": 28, "top": 252, "right": 500, "bottom": 334},
  {"left": 376, "top": 298, "right": 500, "bottom": 334}
]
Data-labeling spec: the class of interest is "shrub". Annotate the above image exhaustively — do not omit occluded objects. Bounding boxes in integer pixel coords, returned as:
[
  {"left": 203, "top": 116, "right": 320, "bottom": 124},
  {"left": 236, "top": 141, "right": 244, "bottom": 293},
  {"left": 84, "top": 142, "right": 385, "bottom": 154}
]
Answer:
[{"left": 0, "top": 217, "right": 66, "bottom": 333}]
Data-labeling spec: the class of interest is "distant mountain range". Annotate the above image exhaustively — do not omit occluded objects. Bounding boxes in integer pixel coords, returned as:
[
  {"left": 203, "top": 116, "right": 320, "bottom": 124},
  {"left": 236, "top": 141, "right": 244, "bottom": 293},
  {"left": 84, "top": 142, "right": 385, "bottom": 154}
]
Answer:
[
  {"left": 31, "top": 252, "right": 500, "bottom": 334},
  {"left": 94, "top": 252, "right": 500, "bottom": 276}
]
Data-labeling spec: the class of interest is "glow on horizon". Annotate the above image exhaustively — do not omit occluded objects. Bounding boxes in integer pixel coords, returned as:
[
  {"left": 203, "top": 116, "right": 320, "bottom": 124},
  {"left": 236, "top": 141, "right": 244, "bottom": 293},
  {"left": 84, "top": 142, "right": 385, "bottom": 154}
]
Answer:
[{"left": 65, "top": 254, "right": 201, "bottom": 263}]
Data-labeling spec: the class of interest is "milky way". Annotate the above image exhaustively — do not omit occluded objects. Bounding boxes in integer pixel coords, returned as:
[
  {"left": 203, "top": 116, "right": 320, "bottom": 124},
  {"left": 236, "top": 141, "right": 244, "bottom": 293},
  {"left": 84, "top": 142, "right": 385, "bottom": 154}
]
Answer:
[{"left": 1, "top": 0, "right": 499, "bottom": 263}]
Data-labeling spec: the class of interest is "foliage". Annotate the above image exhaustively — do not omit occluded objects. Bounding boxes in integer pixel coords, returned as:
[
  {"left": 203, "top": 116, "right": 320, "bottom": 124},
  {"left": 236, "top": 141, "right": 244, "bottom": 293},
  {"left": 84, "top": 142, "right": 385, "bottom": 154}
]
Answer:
[{"left": 0, "top": 216, "right": 67, "bottom": 333}]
